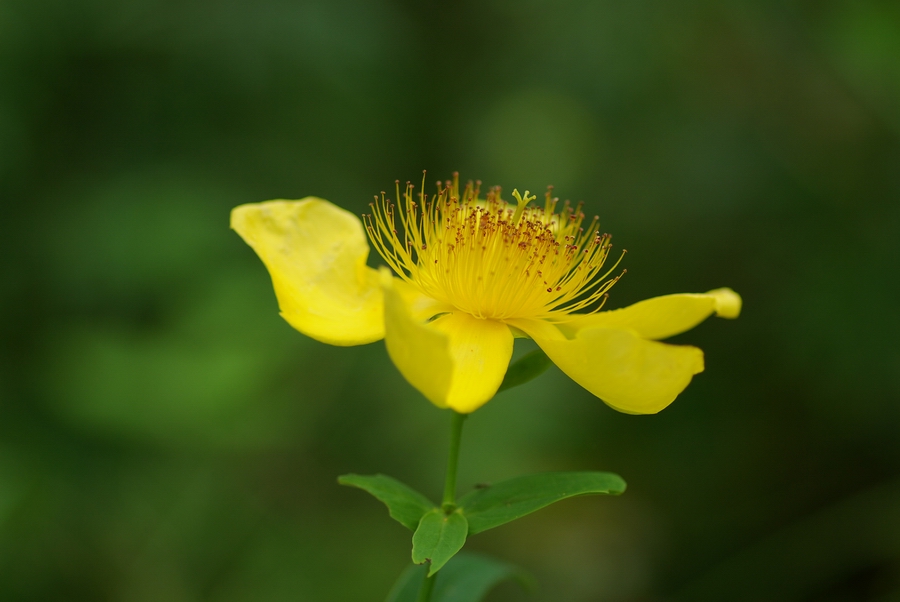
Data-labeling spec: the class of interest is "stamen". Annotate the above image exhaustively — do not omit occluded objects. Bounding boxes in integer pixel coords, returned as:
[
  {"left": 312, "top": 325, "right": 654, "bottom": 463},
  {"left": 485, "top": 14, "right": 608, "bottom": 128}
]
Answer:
[{"left": 363, "top": 174, "right": 625, "bottom": 321}]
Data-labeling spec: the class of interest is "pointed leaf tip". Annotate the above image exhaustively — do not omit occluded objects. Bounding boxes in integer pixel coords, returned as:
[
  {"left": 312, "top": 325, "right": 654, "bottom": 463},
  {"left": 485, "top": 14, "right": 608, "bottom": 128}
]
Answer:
[
  {"left": 459, "top": 471, "right": 626, "bottom": 534},
  {"left": 338, "top": 473, "right": 436, "bottom": 531}
]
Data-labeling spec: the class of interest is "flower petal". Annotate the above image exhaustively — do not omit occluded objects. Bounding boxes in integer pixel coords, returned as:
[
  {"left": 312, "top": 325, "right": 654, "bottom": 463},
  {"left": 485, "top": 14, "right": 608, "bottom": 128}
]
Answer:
[
  {"left": 381, "top": 273, "right": 453, "bottom": 407},
  {"left": 561, "top": 288, "right": 742, "bottom": 340},
  {"left": 382, "top": 273, "right": 513, "bottom": 413},
  {"left": 431, "top": 313, "right": 515, "bottom": 413},
  {"left": 231, "top": 198, "right": 383, "bottom": 346},
  {"left": 391, "top": 277, "right": 456, "bottom": 322},
  {"left": 509, "top": 318, "right": 704, "bottom": 414}
]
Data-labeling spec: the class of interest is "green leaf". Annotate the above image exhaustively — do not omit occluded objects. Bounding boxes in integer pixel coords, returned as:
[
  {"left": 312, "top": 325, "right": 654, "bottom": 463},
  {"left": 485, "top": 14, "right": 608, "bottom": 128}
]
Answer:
[
  {"left": 497, "top": 349, "right": 552, "bottom": 393},
  {"left": 383, "top": 564, "right": 425, "bottom": 602},
  {"left": 432, "top": 552, "right": 533, "bottom": 602},
  {"left": 411, "top": 509, "right": 469, "bottom": 576},
  {"left": 459, "top": 471, "right": 626, "bottom": 534},
  {"left": 384, "top": 553, "right": 531, "bottom": 602},
  {"left": 338, "top": 473, "right": 436, "bottom": 531}
]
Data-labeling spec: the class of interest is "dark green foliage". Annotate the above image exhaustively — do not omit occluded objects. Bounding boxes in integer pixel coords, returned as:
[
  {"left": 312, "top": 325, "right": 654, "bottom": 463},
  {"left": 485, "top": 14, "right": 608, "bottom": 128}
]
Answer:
[
  {"left": 497, "top": 350, "right": 553, "bottom": 394},
  {"left": 386, "top": 553, "right": 531, "bottom": 602},
  {"left": 459, "top": 472, "right": 626, "bottom": 535},
  {"left": 339, "top": 473, "right": 436, "bottom": 531},
  {"left": 340, "top": 470, "right": 625, "bottom": 574}
]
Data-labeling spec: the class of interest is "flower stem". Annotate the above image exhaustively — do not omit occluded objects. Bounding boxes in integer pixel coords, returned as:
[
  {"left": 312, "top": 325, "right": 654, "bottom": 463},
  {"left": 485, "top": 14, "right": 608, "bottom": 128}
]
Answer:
[
  {"left": 442, "top": 411, "right": 467, "bottom": 512},
  {"left": 419, "top": 410, "right": 467, "bottom": 602},
  {"left": 417, "top": 572, "right": 436, "bottom": 602}
]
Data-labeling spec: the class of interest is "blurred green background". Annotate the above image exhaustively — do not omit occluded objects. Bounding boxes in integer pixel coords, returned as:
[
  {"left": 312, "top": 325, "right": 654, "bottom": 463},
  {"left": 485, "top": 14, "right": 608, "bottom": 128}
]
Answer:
[{"left": 2, "top": 0, "right": 899, "bottom": 600}]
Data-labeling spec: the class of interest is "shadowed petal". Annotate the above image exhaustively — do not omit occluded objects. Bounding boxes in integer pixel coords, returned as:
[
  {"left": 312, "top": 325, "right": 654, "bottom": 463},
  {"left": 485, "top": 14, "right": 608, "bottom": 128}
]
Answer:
[
  {"left": 231, "top": 198, "right": 383, "bottom": 346},
  {"left": 383, "top": 272, "right": 513, "bottom": 413},
  {"left": 509, "top": 318, "right": 704, "bottom": 414},
  {"left": 391, "top": 277, "right": 455, "bottom": 322},
  {"left": 560, "top": 288, "right": 742, "bottom": 340}
]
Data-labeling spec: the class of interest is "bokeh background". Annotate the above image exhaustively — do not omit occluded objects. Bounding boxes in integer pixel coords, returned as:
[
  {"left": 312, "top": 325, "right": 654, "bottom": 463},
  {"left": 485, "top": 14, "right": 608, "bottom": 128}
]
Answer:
[{"left": 2, "top": 0, "right": 900, "bottom": 600}]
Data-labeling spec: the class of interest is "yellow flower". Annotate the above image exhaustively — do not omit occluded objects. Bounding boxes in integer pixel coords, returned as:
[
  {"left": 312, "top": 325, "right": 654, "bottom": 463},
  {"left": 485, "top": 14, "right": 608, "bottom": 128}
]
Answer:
[{"left": 231, "top": 175, "right": 741, "bottom": 415}]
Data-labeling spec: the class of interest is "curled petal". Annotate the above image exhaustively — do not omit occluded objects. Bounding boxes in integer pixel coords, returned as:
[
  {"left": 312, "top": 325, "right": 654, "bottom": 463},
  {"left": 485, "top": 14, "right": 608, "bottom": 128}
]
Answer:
[
  {"left": 382, "top": 272, "right": 513, "bottom": 413},
  {"left": 560, "top": 288, "right": 742, "bottom": 340},
  {"left": 231, "top": 198, "right": 383, "bottom": 346},
  {"left": 706, "top": 287, "right": 742, "bottom": 318},
  {"left": 509, "top": 318, "right": 704, "bottom": 414}
]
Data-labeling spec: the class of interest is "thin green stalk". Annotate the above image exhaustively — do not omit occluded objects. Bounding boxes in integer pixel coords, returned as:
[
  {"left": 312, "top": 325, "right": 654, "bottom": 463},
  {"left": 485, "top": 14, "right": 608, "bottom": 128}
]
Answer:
[
  {"left": 420, "top": 410, "right": 467, "bottom": 602},
  {"left": 417, "top": 572, "right": 436, "bottom": 602},
  {"left": 442, "top": 411, "right": 467, "bottom": 511}
]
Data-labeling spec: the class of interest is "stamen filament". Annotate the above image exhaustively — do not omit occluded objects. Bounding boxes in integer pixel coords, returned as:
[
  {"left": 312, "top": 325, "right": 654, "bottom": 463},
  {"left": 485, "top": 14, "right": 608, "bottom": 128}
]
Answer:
[{"left": 363, "top": 174, "right": 625, "bottom": 322}]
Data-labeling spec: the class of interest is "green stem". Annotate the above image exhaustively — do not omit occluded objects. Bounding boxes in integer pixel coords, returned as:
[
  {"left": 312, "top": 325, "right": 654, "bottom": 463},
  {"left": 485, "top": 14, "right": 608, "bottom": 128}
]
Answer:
[
  {"left": 417, "top": 572, "right": 436, "bottom": 602},
  {"left": 442, "top": 411, "right": 467, "bottom": 511},
  {"left": 420, "top": 410, "right": 467, "bottom": 602}
]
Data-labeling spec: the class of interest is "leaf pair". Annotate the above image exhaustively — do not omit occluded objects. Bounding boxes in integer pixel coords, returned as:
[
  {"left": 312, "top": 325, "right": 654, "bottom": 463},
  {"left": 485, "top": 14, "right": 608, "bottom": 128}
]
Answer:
[{"left": 338, "top": 471, "right": 626, "bottom": 575}]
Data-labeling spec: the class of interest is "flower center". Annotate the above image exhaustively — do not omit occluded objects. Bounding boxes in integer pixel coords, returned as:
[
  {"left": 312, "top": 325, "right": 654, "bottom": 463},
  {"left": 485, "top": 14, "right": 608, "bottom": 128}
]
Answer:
[{"left": 364, "top": 173, "right": 625, "bottom": 321}]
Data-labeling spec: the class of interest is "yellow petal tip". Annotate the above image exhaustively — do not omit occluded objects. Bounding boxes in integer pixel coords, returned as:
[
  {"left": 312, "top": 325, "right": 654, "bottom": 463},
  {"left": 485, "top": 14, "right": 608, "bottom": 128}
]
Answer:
[
  {"left": 706, "top": 288, "right": 742, "bottom": 319},
  {"left": 230, "top": 198, "right": 385, "bottom": 346}
]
